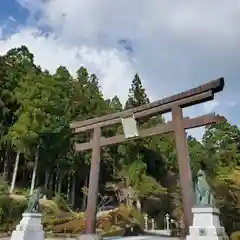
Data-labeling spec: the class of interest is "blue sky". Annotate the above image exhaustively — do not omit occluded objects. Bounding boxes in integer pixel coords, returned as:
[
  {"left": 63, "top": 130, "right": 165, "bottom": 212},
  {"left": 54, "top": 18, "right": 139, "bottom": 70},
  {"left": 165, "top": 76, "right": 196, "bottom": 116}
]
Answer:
[
  {"left": 0, "top": 0, "right": 27, "bottom": 22},
  {"left": 0, "top": 0, "right": 28, "bottom": 31},
  {"left": 0, "top": 0, "right": 239, "bottom": 140}
]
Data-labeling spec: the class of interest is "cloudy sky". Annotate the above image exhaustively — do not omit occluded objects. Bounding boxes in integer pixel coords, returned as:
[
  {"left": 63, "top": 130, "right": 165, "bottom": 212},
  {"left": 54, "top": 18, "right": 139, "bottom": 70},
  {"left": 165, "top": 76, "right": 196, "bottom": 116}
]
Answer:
[{"left": 0, "top": 0, "right": 239, "bottom": 140}]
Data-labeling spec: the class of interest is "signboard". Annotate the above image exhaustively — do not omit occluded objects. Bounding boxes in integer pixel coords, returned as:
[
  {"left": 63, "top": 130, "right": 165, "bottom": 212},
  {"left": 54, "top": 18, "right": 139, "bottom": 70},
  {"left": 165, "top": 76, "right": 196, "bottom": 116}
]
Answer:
[{"left": 121, "top": 114, "right": 139, "bottom": 139}]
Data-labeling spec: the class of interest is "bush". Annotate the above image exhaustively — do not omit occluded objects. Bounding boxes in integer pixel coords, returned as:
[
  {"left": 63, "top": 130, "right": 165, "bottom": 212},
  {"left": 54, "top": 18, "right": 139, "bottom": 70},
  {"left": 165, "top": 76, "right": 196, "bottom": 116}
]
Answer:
[
  {"left": 0, "top": 196, "right": 27, "bottom": 222},
  {"left": 48, "top": 216, "right": 74, "bottom": 226},
  {"left": 43, "top": 216, "right": 74, "bottom": 232},
  {"left": 14, "top": 187, "right": 29, "bottom": 196},
  {"left": 97, "top": 215, "right": 113, "bottom": 232},
  {"left": 52, "top": 218, "right": 85, "bottom": 234},
  {"left": 0, "top": 195, "right": 27, "bottom": 232},
  {"left": 108, "top": 204, "right": 143, "bottom": 227},
  {"left": 52, "top": 194, "right": 69, "bottom": 212},
  {"left": 40, "top": 204, "right": 56, "bottom": 216},
  {"left": 49, "top": 204, "right": 144, "bottom": 235},
  {"left": 231, "top": 231, "right": 240, "bottom": 240},
  {"left": 41, "top": 188, "right": 54, "bottom": 199}
]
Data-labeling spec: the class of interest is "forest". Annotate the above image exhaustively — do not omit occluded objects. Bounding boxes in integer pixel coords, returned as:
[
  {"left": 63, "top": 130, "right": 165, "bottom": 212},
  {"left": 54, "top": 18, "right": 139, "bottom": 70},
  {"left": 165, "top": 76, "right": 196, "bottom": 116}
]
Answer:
[{"left": 0, "top": 45, "right": 239, "bottom": 237}]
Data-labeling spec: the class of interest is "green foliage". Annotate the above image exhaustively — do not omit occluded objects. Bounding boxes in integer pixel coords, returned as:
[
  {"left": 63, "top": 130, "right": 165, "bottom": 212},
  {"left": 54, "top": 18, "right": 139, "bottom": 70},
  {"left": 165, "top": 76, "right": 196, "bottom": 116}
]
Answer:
[
  {"left": 53, "top": 194, "right": 69, "bottom": 212},
  {"left": 13, "top": 187, "right": 29, "bottom": 196},
  {"left": 125, "top": 73, "right": 150, "bottom": 109},
  {"left": 0, "top": 196, "right": 27, "bottom": 230},
  {"left": 203, "top": 121, "right": 240, "bottom": 170}
]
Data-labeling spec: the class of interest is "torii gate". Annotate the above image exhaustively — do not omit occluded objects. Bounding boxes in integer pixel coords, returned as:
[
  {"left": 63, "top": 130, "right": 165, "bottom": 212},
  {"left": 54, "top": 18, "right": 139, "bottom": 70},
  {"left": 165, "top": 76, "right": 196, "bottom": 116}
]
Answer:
[{"left": 70, "top": 77, "right": 225, "bottom": 235}]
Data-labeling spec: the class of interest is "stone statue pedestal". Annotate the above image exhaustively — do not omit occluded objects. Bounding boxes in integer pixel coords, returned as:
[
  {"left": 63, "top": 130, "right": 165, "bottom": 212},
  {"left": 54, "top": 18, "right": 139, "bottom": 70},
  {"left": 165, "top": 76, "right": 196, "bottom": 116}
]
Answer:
[
  {"left": 10, "top": 212, "right": 44, "bottom": 240},
  {"left": 187, "top": 206, "right": 229, "bottom": 240}
]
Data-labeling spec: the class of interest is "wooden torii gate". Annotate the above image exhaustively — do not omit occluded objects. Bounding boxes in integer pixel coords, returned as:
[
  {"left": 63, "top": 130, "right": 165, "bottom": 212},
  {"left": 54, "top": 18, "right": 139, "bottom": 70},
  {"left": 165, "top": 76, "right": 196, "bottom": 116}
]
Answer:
[{"left": 70, "top": 77, "right": 225, "bottom": 235}]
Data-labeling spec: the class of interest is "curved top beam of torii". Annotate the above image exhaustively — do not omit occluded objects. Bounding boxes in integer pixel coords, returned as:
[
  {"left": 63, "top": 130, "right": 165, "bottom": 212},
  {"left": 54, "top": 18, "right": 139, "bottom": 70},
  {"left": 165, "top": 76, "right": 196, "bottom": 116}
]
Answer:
[{"left": 70, "top": 77, "right": 224, "bottom": 130}]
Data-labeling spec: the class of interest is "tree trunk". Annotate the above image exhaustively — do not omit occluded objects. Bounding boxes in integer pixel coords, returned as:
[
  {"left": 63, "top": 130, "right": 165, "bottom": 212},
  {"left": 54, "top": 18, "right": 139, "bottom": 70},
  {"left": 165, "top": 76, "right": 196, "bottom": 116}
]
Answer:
[
  {"left": 22, "top": 170, "right": 25, "bottom": 182},
  {"left": 0, "top": 147, "right": 6, "bottom": 177},
  {"left": 71, "top": 173, "right": 76, "bottom": 207},
  {"left": 30, "top": 146, "right": 39, "bottom": 195},
  {"left": 9, "top": 151, "right": 20, "bottom": 194},
  {"left": 44, "top": 171, "right": 49, "bottom": 190},
  {"left": 81, "top": 175, "right": 88, "bottom": 211},
  {"left": 36, "top": 175, "right": 39, "bottom": 186},
  {"left": 54, "top": 169, "right": 59, "bottom": 193},
  {"left": 0, "top": 148, "right": 4, "bottom": 172},
  {"left": 3, "top": 150, "right": 9, "bottom": 180},
  {"left": 67, "top": 173, "right": 71, "bottom": 201},
  {"left": 57, "top": 174, "right": 62, "bottom": 193},
  {"left": 49, "top": 174, "right": 53, "bottom": 191}
]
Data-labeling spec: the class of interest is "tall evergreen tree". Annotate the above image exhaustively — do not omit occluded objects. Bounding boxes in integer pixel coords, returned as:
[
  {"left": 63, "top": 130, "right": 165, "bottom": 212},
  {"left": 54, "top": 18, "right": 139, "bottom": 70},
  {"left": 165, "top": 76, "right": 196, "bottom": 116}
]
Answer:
[
  {"left": 125, "top": 73, "right": 150, "bottom": 109},
  {"left": 110, "top": 96, "right": 123, "bottom": 113}
]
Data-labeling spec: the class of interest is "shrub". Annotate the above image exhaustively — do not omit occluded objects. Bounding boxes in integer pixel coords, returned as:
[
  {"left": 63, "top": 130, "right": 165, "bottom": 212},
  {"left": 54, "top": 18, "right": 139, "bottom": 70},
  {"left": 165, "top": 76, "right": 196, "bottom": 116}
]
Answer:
[
  {"left": 48, "top": 204, "right": 143, "bottom": 235},
  {"left": 0, "top": 195, "right": 27, "bottom": 231},
  {"left": 231, "top": 231, "right": 240, "bottom": 240},
  {"left": 43, "top": 216, "right": 74, "bottom": 232},
  {"left": 40, "top": 204, "right": 56, "bottom": 216},
  {"left": 52, "top": 219, "right": 85, "bottom": 234},
  {"left": 0, "top": 196, "right": 27, "bottom": 222},
  {"left": 109, "top": 204, "right": 143, "bottom": 226},
  {"left": 41, "top": 188, "right": 54, "bottom": 199},
  {"left": 129, "top": 207, "right": 144, "bottom": 225},
  {"left": 14, "top": 187, "right": 29, "bottom": 196},
  {"left": 52, "top": 194, "right": 69, "bottom": 212},
  {"left": 97, "top": 215, "right": 112, "bottom": 232}
]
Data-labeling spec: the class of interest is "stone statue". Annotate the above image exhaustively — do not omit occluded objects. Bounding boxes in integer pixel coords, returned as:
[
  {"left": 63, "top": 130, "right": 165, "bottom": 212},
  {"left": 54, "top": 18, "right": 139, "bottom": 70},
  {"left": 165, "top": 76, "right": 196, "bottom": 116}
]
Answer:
[
  {"left": 136, "top": 199, "right": 141, "bottom": 211},
  {"left": 25, "top": 188, "right": 41, "bottom": 213},
  {"left": 195, "top": 169, "right": 215, "bottom": 206}
]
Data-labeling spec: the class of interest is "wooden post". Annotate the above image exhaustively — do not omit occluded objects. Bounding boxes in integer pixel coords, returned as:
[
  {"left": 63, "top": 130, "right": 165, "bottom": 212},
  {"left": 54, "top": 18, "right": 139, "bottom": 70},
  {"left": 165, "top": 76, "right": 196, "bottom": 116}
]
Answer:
[
  {"left": 172, "top": 106, "right": 194, "bottom": 234},
  {"left": 85, "top": 127, "right": 101, "bottom": 234}
]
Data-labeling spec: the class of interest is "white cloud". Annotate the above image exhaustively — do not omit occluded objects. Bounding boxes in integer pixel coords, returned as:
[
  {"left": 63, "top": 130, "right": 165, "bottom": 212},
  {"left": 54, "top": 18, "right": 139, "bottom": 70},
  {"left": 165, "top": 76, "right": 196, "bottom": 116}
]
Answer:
[
  {"left": 0, "top": 0, "right": 239, "bottom": 139},
  {"left": 0, "top": 28, "right": 135, "bottom": 102},
  {"left": 11, "top": 0, "right": 240, "bottom": 99},
  {"left": 203, "top": 100, "right": 219, "bottom": 113},
  {"left": 18, "top": 0, "right": 240, "bottom": 49},
  {"left": 8, "top": 16, "right": 17, "bottom": 22}
]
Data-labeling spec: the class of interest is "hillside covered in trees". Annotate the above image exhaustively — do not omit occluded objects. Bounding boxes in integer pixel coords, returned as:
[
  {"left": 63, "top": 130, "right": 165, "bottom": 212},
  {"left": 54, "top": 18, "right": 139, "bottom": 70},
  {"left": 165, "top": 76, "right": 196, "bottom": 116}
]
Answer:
[{"left": 0, "top": 46, "right": 239, "bottom": 235}]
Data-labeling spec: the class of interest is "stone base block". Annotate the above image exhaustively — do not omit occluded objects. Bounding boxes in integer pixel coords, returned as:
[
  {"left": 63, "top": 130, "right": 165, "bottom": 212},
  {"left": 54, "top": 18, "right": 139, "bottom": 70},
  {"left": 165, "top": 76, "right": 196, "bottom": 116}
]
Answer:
[
  {"left": 11, "top": 230, "right": 44, "bottom": 240},
  {"left": 192, "top": 206, "right": 221, "bottom": 227},
  {"left": 187, "top": 206, "right": 229, "bottom": 240},
  {"left": 10, "top": 213, "right": 44, "bottom": 240}
]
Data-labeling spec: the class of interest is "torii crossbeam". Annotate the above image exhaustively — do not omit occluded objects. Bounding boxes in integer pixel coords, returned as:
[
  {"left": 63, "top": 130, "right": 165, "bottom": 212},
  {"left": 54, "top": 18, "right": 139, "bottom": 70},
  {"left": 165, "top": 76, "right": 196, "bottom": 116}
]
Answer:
[{"left": 70, "top": 77, "right": 225, "bottom": 236}]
